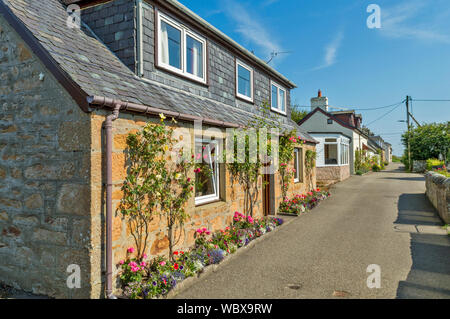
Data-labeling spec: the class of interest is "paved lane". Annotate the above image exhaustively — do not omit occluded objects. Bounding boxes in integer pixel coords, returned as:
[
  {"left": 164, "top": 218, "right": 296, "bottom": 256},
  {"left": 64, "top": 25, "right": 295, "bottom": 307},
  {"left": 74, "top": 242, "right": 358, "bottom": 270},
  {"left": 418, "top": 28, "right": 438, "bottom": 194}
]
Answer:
[{"left": 175, "top": 163, "right": 450, "bottom": 299}]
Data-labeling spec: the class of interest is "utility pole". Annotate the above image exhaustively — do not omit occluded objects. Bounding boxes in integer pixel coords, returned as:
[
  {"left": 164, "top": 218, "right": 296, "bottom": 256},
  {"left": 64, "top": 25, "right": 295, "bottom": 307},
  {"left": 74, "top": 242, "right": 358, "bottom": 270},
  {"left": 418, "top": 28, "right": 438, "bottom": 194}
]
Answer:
[{"left": 406, "top": 96, "right": 412, "bottom": 171}]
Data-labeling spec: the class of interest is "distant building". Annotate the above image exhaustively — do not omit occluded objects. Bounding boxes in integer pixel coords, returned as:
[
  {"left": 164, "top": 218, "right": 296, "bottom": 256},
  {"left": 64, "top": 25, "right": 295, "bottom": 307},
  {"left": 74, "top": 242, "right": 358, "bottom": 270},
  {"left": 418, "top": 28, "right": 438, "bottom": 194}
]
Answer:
[{"left": 297, "top": 90, "right": 371, "bottom": 182}]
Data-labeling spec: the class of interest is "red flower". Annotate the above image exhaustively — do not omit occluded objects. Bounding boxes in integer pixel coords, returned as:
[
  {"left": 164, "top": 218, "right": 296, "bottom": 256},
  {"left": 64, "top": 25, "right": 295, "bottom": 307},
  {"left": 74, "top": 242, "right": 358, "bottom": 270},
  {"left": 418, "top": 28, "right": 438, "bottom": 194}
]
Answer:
[
  {"left": 173, "top": 251, "right": 179, "bottom": 255},
  {"left": 173, "top": 263, "right": 179, "bottom": 270}
]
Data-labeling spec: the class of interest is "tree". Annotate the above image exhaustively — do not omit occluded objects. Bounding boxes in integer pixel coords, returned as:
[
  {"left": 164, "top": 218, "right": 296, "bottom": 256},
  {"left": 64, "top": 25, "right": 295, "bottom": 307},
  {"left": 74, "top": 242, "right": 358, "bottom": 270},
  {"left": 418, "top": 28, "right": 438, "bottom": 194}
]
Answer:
[
  {"left": 401, "top": 122, "right": 450, "bottom": 161},
  {"left": 290, "top": 105, "right": 309, "bottom": 123}
]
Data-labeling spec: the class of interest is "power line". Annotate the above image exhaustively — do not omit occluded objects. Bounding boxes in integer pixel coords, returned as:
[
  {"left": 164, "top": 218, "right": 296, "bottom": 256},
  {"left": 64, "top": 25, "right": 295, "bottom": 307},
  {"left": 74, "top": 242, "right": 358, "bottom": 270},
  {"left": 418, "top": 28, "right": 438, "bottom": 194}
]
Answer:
[
  {"left": 365, "top": 102, "right": 404, "bottom": 127},
  {"left": 411, "top": 99, "right": 450, "bottom": 102},
  {"left": 292, "top": 101, "right": 405, "bottom": 111}
]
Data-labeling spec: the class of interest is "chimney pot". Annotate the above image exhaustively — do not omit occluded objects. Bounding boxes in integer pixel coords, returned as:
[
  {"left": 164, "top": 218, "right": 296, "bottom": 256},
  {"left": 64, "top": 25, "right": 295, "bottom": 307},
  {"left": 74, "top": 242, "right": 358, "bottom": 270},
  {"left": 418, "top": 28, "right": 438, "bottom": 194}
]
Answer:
[{"left": 318, "top": 89, "right": 322, "bottom": 97}]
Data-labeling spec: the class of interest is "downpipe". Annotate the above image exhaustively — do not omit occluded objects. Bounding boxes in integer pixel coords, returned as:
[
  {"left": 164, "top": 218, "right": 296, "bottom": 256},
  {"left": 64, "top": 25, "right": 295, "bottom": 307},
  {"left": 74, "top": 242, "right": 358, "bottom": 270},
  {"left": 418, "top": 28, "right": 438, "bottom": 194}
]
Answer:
[{"left": 104, "top": 102, "right": 121, "bottom": 299}]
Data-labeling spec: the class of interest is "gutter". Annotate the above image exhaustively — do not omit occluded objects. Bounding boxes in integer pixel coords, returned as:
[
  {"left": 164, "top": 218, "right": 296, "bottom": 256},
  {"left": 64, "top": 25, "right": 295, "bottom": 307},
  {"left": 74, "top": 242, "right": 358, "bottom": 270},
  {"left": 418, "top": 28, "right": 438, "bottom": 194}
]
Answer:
[{"left": 87, "top": 96, "right": 240, "bottom": 128}]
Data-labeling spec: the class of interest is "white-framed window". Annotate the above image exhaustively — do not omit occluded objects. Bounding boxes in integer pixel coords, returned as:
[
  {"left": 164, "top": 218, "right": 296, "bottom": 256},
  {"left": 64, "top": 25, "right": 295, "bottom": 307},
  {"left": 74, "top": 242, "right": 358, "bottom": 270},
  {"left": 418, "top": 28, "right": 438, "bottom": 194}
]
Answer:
[
  {"left": 157, "top": 12, "right": 207, "bottom": 83},
  {"left": 324, "top": 138, "right": 338, "bottom": 165},
  {"left": 194, "top": 138, "right": 220, "bottom": 205},
  {"left": 236, "top": 60, "right": 254, "bottom": 102},
  {"left": 293, "top": 148, "right": 303, "bottom": 183},
  {"left": 340, "top": 143, "right": 349, "bottom": 165},
  {"left": 270, "top": 81, "right": 286, "bottom": 114}
]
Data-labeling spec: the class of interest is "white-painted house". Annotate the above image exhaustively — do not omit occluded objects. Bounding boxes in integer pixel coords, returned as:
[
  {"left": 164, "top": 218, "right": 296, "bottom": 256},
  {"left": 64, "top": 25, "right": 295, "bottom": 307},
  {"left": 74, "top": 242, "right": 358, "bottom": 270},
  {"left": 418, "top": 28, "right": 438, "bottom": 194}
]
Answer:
[{"left": 297, "top": 91, "right": 370, "bottom": 180}]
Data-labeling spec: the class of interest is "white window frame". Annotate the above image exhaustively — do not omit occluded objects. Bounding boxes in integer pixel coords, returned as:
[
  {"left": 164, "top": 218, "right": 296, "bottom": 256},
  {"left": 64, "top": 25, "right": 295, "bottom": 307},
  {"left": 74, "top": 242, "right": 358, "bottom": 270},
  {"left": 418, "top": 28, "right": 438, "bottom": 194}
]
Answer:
[
  {"left": 194, "top": 138, "right": 220, "bottom": 205},
  {"left": 324, "top": 139, "right": 339, "bottom": 166},
  {"left": 270, "top": 80, "right": 287, "bottom": 115},
  {"left": 235, "top": 60, "right": 254, "bottom": 102},
  {"left": 294, "top": 148, "right": 300, "bottom": 183},
  {"left": 157, "top": 12, "right": 207, "bottom": 84}
]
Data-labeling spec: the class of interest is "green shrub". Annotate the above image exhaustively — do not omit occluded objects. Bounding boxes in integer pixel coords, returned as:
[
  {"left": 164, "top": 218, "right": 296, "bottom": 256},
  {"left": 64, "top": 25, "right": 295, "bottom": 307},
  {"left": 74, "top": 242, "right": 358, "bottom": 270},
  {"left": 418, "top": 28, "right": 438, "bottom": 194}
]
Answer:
[
  {"left": 372, "top": 164, "right": 381, "bottom": 172},
  {"left": 426, "top": 158, "right": 444, "bottom": 171}
]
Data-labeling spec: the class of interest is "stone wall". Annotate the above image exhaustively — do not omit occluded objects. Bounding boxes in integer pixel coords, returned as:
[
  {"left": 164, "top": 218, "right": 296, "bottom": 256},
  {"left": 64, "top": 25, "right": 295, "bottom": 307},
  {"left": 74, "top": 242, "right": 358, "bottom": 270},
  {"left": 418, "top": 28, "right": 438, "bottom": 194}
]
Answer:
[
  {"left": 413, "top": 160, "right": 427, "bottom": 173},
  {"left": 88, "top": 111, "right": 315, "bottom": 295},
  {"left": 425, "top": 171, "right": 450, "bottom": 224},
  {"left": 316, "top": 165, "right": 350, "bottom": 184},
  {"left": 0, "top": 15, "right": 93, "bottom": 298}
]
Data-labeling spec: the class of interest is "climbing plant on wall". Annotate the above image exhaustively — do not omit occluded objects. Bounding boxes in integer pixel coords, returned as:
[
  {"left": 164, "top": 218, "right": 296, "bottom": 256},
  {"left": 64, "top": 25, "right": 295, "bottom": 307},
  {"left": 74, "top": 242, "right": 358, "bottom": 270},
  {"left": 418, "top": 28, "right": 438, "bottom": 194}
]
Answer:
[
  {"left": 305, "top": 149, "right": 316, "bottom": 191},
  {"left": 119, "top": 114, "right": 197, "bottom": 262}
]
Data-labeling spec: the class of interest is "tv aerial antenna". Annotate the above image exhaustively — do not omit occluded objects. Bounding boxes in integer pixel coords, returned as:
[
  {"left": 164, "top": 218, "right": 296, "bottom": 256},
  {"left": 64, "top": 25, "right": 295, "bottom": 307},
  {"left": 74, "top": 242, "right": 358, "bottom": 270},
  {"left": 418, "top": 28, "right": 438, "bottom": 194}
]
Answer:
[{"left": 266, "top": 50, "right": 293, "bottom": 64}]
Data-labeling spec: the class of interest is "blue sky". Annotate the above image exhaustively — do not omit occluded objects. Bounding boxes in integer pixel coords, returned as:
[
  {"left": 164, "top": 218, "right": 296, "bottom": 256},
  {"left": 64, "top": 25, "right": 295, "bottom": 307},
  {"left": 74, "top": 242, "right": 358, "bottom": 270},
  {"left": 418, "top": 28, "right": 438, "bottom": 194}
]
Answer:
[{"left": 178, "top": 0, "right": 450, "bottom": 156}]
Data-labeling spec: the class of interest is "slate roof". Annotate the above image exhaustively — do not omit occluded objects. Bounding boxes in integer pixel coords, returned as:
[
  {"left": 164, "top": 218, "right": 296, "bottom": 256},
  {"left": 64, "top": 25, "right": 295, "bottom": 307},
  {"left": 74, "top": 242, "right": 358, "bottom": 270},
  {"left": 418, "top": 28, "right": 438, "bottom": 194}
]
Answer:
[{"left": 1, "top": 0, "right": 316, "bottom": 143}]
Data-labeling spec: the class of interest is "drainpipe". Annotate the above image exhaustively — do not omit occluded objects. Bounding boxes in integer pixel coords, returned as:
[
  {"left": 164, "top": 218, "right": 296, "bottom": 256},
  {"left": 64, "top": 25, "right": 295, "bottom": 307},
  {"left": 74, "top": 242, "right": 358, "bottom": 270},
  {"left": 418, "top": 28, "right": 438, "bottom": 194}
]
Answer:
[{"left": 104, "top": 102, "right": 121, "bottom": 299}]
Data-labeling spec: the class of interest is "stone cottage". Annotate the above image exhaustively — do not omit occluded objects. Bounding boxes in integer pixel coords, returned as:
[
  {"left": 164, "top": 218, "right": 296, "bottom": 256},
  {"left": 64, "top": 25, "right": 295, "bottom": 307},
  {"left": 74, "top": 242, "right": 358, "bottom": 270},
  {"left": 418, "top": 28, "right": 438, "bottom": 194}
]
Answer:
[{"left": 0, "top": 0, "right": 317, "bottom": 298}]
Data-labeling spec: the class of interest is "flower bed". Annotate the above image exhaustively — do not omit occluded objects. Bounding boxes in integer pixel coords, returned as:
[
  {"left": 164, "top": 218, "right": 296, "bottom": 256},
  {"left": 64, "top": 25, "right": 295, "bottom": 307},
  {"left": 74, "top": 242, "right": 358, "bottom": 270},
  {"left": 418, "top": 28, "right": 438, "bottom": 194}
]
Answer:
[
  {"left": 119, "top": 213, "right": 284, "bottom": 299},
  {"left": 278, "top": 189, "right": 331, "bottom": 216}
]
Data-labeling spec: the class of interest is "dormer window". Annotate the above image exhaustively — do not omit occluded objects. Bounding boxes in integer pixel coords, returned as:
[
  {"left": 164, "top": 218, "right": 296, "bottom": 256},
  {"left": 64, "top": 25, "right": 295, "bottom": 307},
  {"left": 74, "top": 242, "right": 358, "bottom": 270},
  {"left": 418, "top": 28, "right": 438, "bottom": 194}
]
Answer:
[
  {"left": 270, "top": 81, "right": 286, "bottom": 115},
  {"left": 236, "top": 60, "right": 254, "bottom": 102},
  {"left": 157, "top": 12, "right": 206, "bottom": 83}
]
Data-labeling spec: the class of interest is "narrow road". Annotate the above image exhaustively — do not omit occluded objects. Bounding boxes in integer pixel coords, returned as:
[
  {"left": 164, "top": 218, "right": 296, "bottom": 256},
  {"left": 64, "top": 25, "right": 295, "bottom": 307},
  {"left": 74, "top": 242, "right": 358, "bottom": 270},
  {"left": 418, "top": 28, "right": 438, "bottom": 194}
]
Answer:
[{"left": 175, "top": 163, "right": 450, "bottom": 299}]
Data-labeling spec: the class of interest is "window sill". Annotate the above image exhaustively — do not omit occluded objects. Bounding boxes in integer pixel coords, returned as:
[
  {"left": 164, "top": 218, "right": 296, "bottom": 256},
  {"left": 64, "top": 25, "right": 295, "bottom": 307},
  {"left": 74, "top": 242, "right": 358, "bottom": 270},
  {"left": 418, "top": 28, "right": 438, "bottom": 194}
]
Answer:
[
  {"left": 195, "top": 198, "right": 225, "bottom": 208},
  {"left": 154, "top": 64, "right": 209, "bottom": 88},
  {"left": 236, "top": 94, "right": 254, "bottom": 104},
  {"left": 270, "top": 107, "right": 287, "bottom": 116}
]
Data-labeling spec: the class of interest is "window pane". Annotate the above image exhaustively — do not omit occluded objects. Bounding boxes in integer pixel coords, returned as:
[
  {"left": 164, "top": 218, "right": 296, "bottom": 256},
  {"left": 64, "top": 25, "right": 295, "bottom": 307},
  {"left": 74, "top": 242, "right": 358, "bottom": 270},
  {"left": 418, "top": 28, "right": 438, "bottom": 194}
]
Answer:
[
  {"left": 325, "top": 144, "right": 338, "bottom": 165},
  {"left": 161, "top": 21, "right": 181, "bottom": 69},
  {"left": 238, "top": 65, "right": 251, "bottom": 97},
  {"left": 271, "top": 85, "right": 278, "bottom": 109},
  {"left": 186, "top": 35, "right": 203, "bottom": 78},
  {"left": 279, "top": 89, "right": 285, "bottom": 112},
  {"left": 195, "top": 142, "right": 218, "bottom": 198},
  {"left": 294, "top": 149, "right": 299, "bottom": 180}
]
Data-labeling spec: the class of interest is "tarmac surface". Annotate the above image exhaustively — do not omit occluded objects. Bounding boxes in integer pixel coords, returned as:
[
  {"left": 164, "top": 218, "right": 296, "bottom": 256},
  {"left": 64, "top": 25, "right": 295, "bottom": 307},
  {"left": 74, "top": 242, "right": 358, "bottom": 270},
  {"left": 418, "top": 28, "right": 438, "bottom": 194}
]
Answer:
[{"left": 175, "top": 162, "right": 450, "bottom": 299}]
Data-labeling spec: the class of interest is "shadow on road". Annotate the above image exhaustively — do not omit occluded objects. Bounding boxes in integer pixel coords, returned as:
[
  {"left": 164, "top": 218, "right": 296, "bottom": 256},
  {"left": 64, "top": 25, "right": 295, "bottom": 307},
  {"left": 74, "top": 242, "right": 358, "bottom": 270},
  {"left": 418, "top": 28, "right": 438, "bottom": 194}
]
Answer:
[
  {"left": 382, "top": 176, "right": 425, "bottom": 182},
  {"left": 394, "top": 193, "right": 450, "bottom": 298},
  {"left": 396, "top": 233, "right": 450, "bottom": 298},
  {"left": 394, "top": 193, "right": 443, "bottom": 226}
]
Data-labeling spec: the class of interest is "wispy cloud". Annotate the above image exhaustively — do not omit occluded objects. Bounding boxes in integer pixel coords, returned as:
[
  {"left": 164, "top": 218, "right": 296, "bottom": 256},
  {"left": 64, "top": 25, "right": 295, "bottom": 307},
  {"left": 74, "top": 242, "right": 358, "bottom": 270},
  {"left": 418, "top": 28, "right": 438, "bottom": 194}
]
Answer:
[
  {"left": 262, "top": 0, "right": 280, "bottom": 7},
  {"left": 380, "top": 0, "right": 450, "bottom": 43},
  {"left": 312, "top": 31, "right": 344, "bottom": 70},
  {"left": 220, "top": 0, "right": 283, "bottom": 60}
]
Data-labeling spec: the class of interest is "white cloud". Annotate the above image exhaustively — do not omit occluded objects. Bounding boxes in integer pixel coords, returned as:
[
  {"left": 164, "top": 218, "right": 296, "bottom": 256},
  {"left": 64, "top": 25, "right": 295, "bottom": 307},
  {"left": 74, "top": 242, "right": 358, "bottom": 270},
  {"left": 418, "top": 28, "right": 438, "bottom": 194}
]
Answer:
[
  {"left": 312, "top": 31, "right": 344, "bottom": 70},
  {"left": 380, "top": 0, "right": 450, "bottom": 43},
  {"left": 220, "top": 1, "right": 283, "bottom": 59}
]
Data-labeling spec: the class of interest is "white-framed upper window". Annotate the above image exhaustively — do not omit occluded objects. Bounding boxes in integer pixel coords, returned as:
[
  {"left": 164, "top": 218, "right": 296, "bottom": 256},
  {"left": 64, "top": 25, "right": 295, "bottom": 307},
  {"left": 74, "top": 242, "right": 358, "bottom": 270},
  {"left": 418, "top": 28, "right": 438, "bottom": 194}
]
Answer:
[
  {"left": 270, "top": 81, "right": 286, "bottom": 114},
  {"left": 157, "top": 12, "right": 207, "bottom": 83},
  {"left": 194, "top": 138, "right": 220, "bottom": 205},
  {"left": 236, "top": 60, "right": 254, "bottom": 102}
]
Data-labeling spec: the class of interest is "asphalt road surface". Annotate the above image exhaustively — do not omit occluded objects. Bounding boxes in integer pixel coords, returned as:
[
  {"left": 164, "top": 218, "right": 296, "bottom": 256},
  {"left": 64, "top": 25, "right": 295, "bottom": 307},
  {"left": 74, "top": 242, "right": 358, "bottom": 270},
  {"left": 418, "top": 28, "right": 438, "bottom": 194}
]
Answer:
[{"left": 175, "top": 162, "right": 450, "bottom": 299}]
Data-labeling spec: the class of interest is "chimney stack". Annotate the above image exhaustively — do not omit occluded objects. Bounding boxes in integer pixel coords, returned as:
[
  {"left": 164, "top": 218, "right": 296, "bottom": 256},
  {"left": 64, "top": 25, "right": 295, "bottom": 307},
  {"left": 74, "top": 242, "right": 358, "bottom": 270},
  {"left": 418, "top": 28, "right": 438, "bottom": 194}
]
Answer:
[{"left": 311, "top": 89, "right": 328, "bottom": 112}]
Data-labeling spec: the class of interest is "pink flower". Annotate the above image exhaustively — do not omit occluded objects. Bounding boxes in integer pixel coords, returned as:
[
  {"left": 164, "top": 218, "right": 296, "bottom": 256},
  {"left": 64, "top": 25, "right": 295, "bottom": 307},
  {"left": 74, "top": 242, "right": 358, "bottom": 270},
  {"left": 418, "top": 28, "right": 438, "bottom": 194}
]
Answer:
[
  {"left": 196, "top": 153, "right": 202, "bottom": 160},
  {"left": 119, "top": 260, "right": 124, "bottom": 265},
  {"left": 206, "top": 231, "right": 211, "bottom": 235},
  {"left": 129, "top": 261, "right": 137, "bottom": 267},
  {"left": 140, "top": 261, "right": 146, "bottom": 267},
  {"left": 127, "top": 247, "right": 135, "bottom": 253},
  {"left": 160, "top": 261, "right": 166, "bottom": 266},
  {"left": 142, "top": 253, "right": 147, "bottom": 259},
  {"left": 187, "top": 178, "right": 191, "bottom": 182}
]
